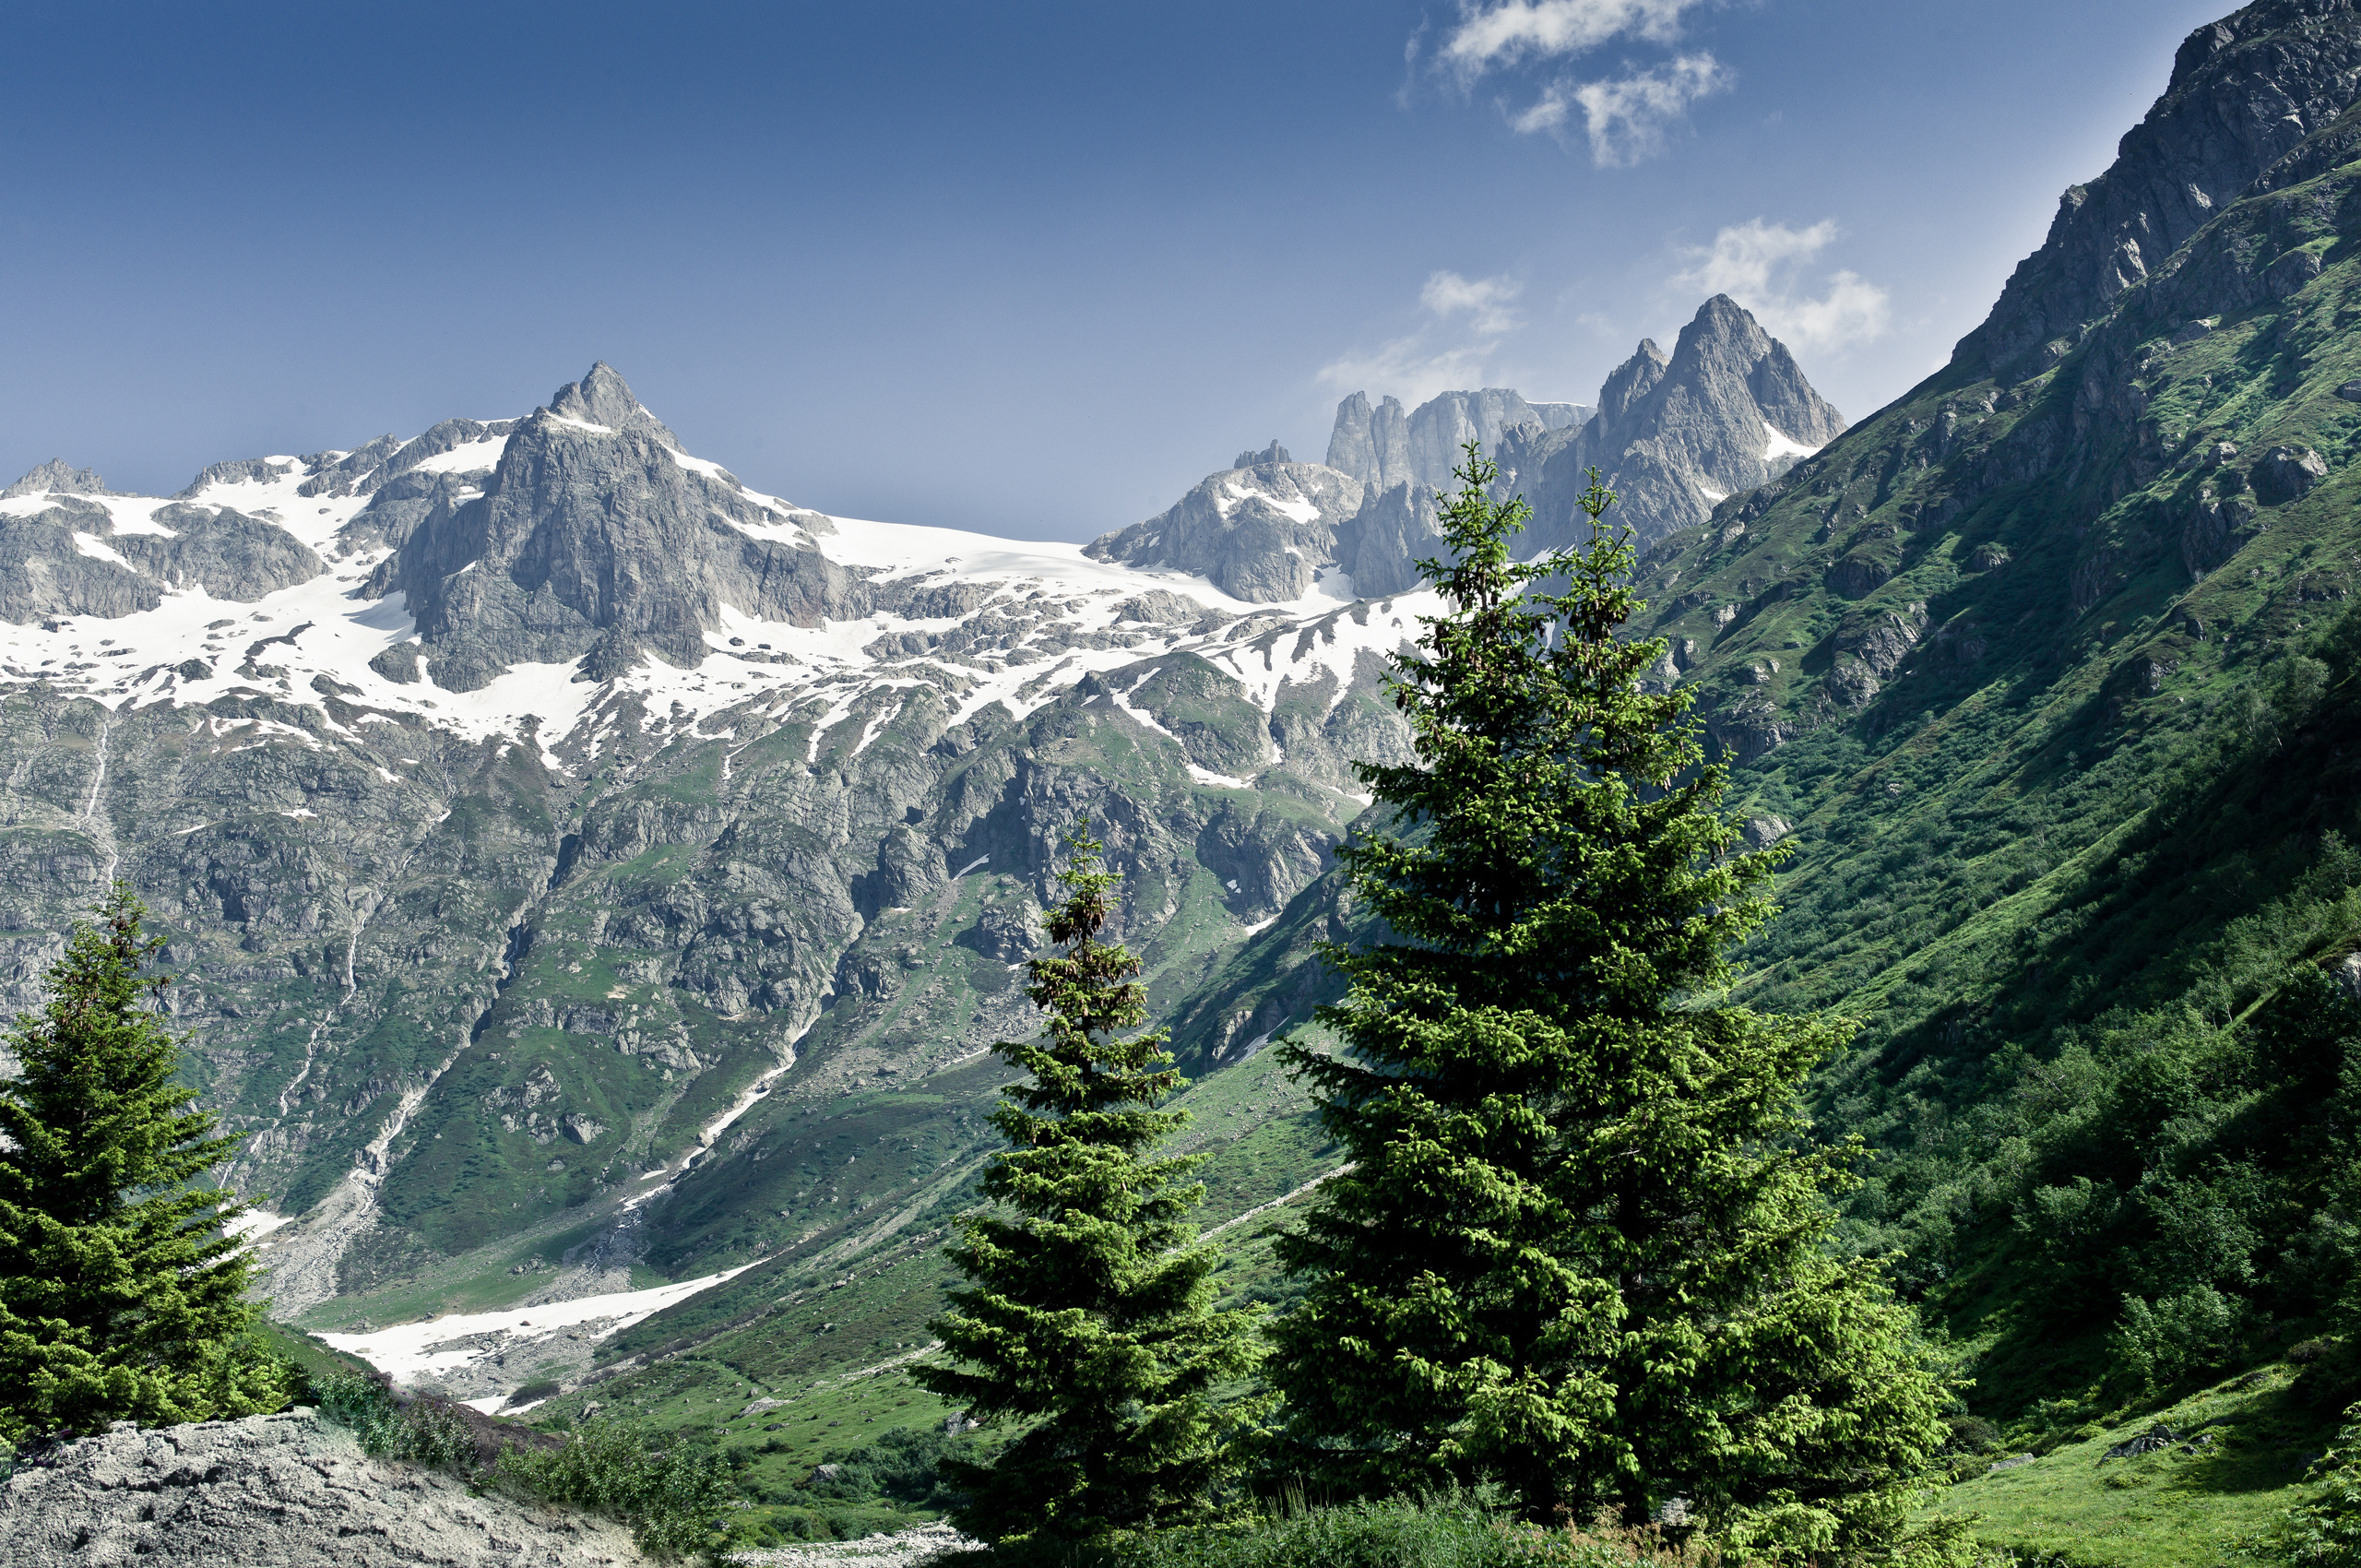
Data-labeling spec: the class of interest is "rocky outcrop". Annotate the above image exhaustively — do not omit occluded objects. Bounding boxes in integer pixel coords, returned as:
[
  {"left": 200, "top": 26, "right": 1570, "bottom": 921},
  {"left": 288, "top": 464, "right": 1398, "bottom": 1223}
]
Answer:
[
  {"left": 1511, "top": 296, "right": 1847, "bottom": 551},
  {"left": 1325, "top": 387, "right": 1589, "bottom": 497},
  {"left": 1955, "top": 0, "right": 2361, "bottom": 382},
  {"left": 1335, "top": 481, "right": 1440, "bottom": 598},
  {"left": 1083, "top": 460, "right": 1364, "bottom": 601},
  {"left": 0, "top": 1411, "right": 647, "bottom": 1565},
  {"left": 1325, "top": 392, "right": 1414, "bottom": 491},
  {"left": 2, "top": 459, "right": 110, "bottom": 498},
  {"left": 0, "top": 499, "right": 324, "bottom": 624},
  {"left": 366, "top": 363, "right": 864, "bottom": 690}
]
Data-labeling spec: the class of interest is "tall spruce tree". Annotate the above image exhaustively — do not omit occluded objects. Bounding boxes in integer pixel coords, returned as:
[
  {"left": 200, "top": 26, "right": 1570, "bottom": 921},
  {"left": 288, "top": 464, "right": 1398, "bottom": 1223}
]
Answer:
[
  {"left": 917, "top": 823, "right": 1262, "bottom": 1547},
  {"left": 1266, "top": 448, "right": 1951, "bottom": 1560},
  {"left": 0, "top": 884, "right": 289, "bottom": 1442}
]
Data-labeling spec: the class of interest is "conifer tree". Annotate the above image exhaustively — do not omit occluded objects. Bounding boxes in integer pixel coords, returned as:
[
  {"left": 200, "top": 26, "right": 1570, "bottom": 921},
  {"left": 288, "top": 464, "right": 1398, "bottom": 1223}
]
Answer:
[
  {"left": 917, "top": 823, "right": 1262, "bottom": 1547},
  {"left": 1265, "top": 447, "right": 1951, "bottom": 1561},
  {"left": 0, "top": 884, "right": 289, "bottom": 1442}
]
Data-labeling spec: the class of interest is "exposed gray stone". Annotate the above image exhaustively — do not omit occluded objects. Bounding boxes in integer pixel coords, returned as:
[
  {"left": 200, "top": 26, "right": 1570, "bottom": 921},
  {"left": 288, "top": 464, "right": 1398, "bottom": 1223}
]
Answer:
[
  {"left": 1511, "top": 297, "right": 1848, "bottom": 552},
  {"left": 1956, "top": 3, "right": 2361, "bottom": 382},
  {"left": 1324, "top": 392, "right": 1414, "bottom": 491},
  {"left": 1082, "top": 461, "right": 1363, "bottom": 602},
  {"left": 2251, "top": 444, "right": 2329, "bottom": 505},
  {"left": 2, "top": 459, "right": 109, "bottom": 498},
  {"left": 0, "top": 1411, "right": 648, "bottom": 1566},
  {"left": 367, "top": 363, "right": 866, "bottom": 690},
  {"left": 0, "top": 499, "right": 323, "bottom": 624}
]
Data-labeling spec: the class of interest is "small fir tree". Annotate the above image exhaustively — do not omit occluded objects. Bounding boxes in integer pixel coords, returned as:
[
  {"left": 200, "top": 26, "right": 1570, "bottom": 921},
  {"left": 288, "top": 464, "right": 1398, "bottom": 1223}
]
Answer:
[
  {"left": 917, "top": 823, "right": 1262, "bottom": 1547},
  {"left": 0, "top": 884, "right": 289, "bottom": 1442},
  {"left": 1265, "top": 447, "right": 1952, "bottom": 1561}
]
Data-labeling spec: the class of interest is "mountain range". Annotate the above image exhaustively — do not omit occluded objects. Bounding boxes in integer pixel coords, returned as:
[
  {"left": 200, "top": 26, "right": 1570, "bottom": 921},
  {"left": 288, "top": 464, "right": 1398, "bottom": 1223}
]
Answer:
[{"left": 4, "top": 3, "right": 2360, "bottom": 1558}]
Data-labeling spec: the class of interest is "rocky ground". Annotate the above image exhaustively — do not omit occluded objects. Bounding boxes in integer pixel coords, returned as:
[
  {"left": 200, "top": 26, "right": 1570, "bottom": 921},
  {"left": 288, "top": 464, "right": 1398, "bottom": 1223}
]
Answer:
[
  {"left": 0, "top": 1411, "right": 648, "bottom": 1566},
  {"left": 730, "top": 1522, "right": 971, "bottom": 1568}
]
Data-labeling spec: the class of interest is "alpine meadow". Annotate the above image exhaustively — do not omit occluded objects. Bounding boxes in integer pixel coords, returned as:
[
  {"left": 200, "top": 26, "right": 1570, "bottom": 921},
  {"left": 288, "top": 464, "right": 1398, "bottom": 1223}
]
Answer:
[{"left": 6, "top": 2, "right": 2361, "bottom": 1565}]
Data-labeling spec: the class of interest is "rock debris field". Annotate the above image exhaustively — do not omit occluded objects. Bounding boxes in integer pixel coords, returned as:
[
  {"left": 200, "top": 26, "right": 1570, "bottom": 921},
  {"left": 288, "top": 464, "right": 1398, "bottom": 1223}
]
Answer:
[{"left": 0, "top": 1410, "right": 648, "bottom": 1566}]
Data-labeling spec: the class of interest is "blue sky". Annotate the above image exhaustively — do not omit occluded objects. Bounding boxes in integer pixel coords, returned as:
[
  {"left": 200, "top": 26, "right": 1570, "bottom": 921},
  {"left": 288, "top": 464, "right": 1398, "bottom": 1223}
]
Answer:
[{"left": 3, "top": 0, "right": 2232, "bottom": 540}]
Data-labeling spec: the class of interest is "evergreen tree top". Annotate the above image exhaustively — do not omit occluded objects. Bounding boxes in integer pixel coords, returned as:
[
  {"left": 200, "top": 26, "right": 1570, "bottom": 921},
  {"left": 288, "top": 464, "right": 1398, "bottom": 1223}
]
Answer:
[{"left": 1350, "top": 444, "right": 1777, "bottom": 1018}]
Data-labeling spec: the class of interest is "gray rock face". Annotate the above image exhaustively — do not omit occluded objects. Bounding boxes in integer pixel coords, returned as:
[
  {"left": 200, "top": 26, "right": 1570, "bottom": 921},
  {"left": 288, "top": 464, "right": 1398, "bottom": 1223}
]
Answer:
[
  {"left": 0, "top": 499, "right": 324, "bottom": 624},
  {"left": 0, "top": 1411, "right": 647, "bottom": 1565},
  {"left": 176, "top": 457, "right": 306, "bottom": 499},
  {"left": 1406, "top": 388, "right": 1560, "bottom": 496},
  {"left": 1083, "top": 460, "right": 1364, "bottom": 602},
  {"left": 1326, "top": 387, "right": 1592, "bottom": 499},
  {"left": 1233, "top": 440, "right": 1291, "bottom": 468},
  {"left": 1325, "top": 392, "right": 1414, "bottom": 491},
  {"left": 1335, "top": 481, "right": 1440, "bottom": 599},
  {"left": 2, "top": 459, "right": 109, "bottom": 498},
  {"left": 367, "top": 364, "right": 864, "bottom": 690},
  {"left": 301, "top": 421, "right": 521, "bottom": 503},
  {"left": 1323, "top": 303, "right": 1831, "bottom": 556},
  {"left": 1511, "top": 297, "right": 1847, "bottom": 551},
  {"left": 2252, "top": 444, "right": 2329, "bottom": 504},
  {"left": 1956, "top": 1, "right": 2361, "bottom": 382}
]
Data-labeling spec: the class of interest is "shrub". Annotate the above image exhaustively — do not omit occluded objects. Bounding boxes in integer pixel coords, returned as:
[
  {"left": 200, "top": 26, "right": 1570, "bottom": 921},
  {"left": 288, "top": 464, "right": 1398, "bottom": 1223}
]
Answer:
[
  {"left": 803, "top": 1423, "right": 965, "bottom": 1509},
  {"left": 494, "top": 1419, "right": 734, "bottom": 1559},
  {"left": 1106, "top": 1496, "right": 1707, "bottom": 1568},
  {"left": 2268, "top": 1402, "right": 2361, "bottom": 1565},
  {"left": 2108, "top": 1287, "right": 2241, "bottom": 1396}
]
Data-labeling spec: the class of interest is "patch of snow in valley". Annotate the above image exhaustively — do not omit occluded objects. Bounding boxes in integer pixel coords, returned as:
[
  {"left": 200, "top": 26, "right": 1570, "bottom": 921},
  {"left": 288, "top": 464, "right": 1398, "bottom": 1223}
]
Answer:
[
  {"left": 319, "top": 1262, "right": 761, "bottom": 1387},
  {"left": 1763, "top": 428, "right": 1819, "bottom": 463}
]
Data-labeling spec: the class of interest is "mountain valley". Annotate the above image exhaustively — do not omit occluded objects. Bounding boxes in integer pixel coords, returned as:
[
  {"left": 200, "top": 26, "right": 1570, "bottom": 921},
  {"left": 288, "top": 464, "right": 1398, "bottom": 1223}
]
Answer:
[{"left": 7, "top": 4, "right": 2361, "bottom": 1559}]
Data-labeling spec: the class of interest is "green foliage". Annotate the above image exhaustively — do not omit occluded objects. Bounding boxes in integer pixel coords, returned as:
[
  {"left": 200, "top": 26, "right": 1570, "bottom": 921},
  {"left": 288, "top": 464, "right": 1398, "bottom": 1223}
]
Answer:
[
  {"left": 916, "top": 822, "right": 1264, "bottom": 1547},
  {"left": 2270, "top": 1402, "right": 2361, "bottom": 1566},
  {"left": 494, "top": 1419, "right": 736, "bottom": 1559},
  {"left": 313, "top": 1372, "right": 476, "bottom": 1471},
  {"left": 1266, "top": 448, "right": 1952, "bottom": 1560},
  {"left": 1109, "top": 1495, "right": 1652, "bottom": 1568},
  {"left": 315, "top": 1369, "right": 734, "bottom": 1560},
  {"left": 802, "top": 1422, "right": 966, "bottom": 1509},
  {"left": 0, "top": 884, "right": 291, "bottom": 1440}
]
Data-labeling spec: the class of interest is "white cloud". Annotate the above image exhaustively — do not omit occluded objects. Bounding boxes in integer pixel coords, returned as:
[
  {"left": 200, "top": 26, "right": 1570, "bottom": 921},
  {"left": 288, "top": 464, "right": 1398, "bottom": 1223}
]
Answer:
[
  {"left": 1557, "top": 53, "right": 1730, "bottom": 166},
  {"left": 1676, "top": 218, "right": 1893, "bottom": 353},
  {"left": 1419, "top": 269, "right": 1523, "bottom": 335},
  {"left": 1319, "top": 270, "right": 1524, "bottom": 404},
  {"left": 1441, "top": 0, "right": 1707, "bottom": 76}
]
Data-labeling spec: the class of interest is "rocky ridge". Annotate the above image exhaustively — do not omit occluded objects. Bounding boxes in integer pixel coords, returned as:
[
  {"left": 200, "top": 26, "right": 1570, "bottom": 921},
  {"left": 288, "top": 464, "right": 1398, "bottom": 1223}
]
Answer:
[{"left": 1092, "top": 298, "right": 1841, "bottom": 604}]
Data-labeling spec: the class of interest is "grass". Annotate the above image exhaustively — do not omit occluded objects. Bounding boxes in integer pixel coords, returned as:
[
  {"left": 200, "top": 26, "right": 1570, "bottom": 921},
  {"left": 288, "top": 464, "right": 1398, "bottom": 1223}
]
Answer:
[{"left": 1939, "top": 1361, "right": 2338, "bottom": 1566}]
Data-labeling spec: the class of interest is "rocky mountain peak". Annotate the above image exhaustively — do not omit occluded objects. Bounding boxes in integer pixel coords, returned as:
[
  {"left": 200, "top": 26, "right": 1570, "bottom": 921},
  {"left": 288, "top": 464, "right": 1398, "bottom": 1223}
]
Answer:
[
  {"left": 1234, "top": 440, "right": 1292, "bottom": 468},
  {"left": 1326, "top": 392, "right": 1414, "bottom": 491},
  {"left": 1594, "top": 339, "right": 1669, "bottom": 429},
  {"left": 1956, "top": 0, "right": 2361, "bottom": 381},
  {"left": 2, "top": 458, "right": 109, "bottom": 498},
  {"left": 367, "top": 366, "right": 854, "bottom": 692},
  {"left": 1327, "top": 386, "right": 1589, "bottom": 498},
  {"left": 546, "top": 361, "right": 681, "bottom": 447},
  {"left": 1504, "top": 298, "right": 1843, "bottom": 552}
]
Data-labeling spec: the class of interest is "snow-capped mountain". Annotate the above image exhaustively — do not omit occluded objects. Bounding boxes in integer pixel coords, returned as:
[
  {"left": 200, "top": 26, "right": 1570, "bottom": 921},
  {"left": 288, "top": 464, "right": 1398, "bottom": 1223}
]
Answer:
[{"left": 0, "top": 362, "right": 1430, "bottom": 1338}]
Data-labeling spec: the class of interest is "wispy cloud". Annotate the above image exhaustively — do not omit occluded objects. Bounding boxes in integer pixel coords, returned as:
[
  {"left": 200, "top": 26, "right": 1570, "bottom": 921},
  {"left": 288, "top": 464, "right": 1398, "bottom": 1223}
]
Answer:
[
  {"left": 1320, "top": 270, "right": 1524, "bottom": 403},
  {"left": 1676, "top": 219, "right": 1892, "bottom": 353},
  {"left": 1514, "top": 53, "right": 1729, "bottom": 165},
  {"left": 1439, "top": 0, "right": 1710, "bottom": 77},
  {"left": 1419, "top": 269, "right": 1523, "bottom": 335},
  {"left": 1437, "top": 1, "right": 1727, "bottom": 167}
]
